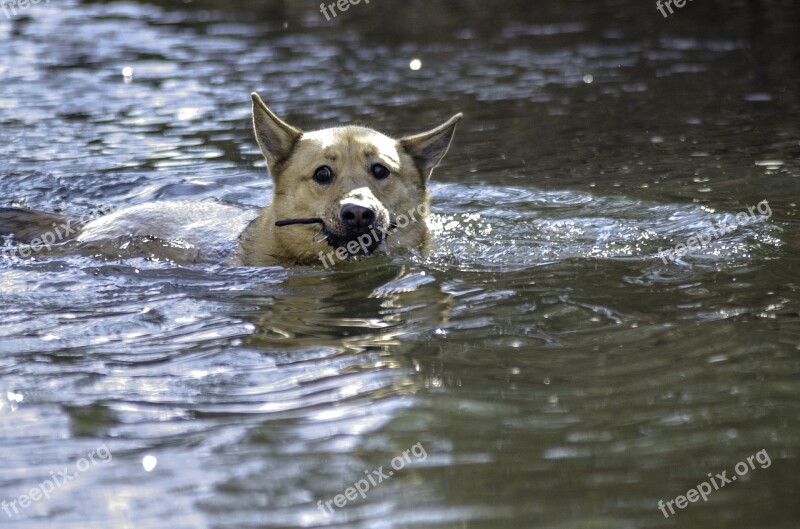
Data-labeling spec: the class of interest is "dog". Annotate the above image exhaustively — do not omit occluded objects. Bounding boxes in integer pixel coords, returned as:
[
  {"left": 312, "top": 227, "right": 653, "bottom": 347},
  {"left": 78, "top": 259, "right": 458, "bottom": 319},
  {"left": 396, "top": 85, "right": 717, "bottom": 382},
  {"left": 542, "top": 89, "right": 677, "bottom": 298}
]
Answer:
[{"left": 0, "top": 93, "right": 462, "bottom": 266}]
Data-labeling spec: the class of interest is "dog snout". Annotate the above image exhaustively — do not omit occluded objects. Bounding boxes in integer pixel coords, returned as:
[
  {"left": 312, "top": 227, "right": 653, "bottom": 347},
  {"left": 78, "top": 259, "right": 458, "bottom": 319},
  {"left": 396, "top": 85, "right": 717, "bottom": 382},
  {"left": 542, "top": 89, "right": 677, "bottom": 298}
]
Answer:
[{"left": 340, "top": 204, "right": 376, "bottom": 230}]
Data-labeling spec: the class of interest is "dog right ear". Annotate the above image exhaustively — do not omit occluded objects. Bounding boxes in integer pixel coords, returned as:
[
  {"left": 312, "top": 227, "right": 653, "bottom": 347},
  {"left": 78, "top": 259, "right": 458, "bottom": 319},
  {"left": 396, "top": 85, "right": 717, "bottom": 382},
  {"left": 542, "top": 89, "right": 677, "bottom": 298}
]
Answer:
[
  {"left": 400, "top": 113, "right": 463, "bottom": 180},
  {"left": 251, "top": 92, "right": 302, "bottom": 172}
]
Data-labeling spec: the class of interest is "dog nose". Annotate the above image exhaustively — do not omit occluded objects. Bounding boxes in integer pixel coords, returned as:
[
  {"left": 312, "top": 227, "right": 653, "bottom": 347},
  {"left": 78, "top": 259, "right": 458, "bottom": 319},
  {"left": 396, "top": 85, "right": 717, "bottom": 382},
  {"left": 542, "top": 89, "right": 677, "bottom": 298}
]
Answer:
[{"left": 340, "top": 204, "right": 376, "bottom": 230}]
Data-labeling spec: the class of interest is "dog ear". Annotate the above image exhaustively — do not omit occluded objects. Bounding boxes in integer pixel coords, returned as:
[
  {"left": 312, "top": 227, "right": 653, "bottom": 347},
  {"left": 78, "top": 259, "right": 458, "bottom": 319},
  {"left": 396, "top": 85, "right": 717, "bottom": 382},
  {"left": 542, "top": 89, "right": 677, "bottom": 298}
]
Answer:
[
  {"left": 400, "top": 113, "right": 463, "bottom": 180},
  {"left": 251, "top": 92, "right": 302, "bottom": 172}
]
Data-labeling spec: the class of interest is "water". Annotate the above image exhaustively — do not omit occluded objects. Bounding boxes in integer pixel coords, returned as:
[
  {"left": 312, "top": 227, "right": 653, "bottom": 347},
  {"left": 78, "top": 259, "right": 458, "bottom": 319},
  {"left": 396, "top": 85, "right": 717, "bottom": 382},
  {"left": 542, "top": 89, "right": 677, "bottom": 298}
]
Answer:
[{"left": 1, "top": 1, "right": 799, "bottom": 528}]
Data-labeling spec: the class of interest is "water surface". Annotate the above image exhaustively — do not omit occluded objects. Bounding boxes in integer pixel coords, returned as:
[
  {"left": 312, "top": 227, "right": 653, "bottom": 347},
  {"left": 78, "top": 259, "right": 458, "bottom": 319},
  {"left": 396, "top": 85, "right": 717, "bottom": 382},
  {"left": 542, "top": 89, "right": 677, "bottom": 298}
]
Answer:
[{"left": 1, "top": 1, "right": 799, "bottom": 528}]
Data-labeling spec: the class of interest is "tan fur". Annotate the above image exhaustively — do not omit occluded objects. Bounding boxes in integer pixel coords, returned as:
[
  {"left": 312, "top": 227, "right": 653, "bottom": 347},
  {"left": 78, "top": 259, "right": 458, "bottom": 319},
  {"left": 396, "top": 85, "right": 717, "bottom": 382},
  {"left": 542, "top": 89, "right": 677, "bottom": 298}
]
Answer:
[{"left": 240, "top": 93, "right": 462, "bottom": 266}]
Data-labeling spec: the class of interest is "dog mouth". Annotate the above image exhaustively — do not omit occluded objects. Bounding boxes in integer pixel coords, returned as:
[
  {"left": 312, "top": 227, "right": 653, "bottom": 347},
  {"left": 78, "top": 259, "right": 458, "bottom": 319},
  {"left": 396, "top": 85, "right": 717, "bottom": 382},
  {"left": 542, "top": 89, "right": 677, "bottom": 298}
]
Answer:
[
  {"left": 274, "top": 217, "right": 397, "bottom": 256},
  {"left": 322, "top": 226, "right": 384, "bottom": 255}
]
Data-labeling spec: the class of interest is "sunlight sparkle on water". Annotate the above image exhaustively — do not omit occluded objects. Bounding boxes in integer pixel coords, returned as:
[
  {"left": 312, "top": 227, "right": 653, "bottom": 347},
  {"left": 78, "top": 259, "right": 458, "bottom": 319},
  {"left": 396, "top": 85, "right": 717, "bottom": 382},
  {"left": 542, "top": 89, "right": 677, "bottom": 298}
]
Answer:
[
  {"left": 121, "top": 66, "right": 134, "bottom": 84},
  {"left": 142, "top": 455, "right": 158, "bottom": 472}
]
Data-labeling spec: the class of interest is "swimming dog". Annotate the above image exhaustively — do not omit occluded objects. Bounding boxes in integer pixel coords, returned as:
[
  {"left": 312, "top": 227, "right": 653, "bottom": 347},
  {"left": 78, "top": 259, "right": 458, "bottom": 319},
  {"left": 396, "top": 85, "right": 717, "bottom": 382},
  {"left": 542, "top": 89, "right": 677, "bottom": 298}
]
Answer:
[{"left": 0, "top": 93, "right": 462, "bottom": 266}]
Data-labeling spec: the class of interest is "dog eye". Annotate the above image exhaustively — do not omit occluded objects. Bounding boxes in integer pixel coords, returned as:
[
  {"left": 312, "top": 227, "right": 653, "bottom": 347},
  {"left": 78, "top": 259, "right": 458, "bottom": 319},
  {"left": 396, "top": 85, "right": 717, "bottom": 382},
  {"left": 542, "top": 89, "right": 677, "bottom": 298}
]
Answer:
[
  {"left": 313, "top": 166, "right": 333, "bottom": 185},
  {"left": 371, "top": 163, "right": 390, "bottom": 180}
]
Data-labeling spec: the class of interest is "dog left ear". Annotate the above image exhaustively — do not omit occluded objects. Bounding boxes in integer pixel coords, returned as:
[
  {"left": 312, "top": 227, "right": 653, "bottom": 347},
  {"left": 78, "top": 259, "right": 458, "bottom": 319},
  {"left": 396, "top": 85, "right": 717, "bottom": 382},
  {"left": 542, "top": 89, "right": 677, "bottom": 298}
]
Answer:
[
  {"left": 251, "top": 92, "right": 303, "bottom": 173},
  {"left": 400, "top": 113, "right": 463, "bottom": 180}
]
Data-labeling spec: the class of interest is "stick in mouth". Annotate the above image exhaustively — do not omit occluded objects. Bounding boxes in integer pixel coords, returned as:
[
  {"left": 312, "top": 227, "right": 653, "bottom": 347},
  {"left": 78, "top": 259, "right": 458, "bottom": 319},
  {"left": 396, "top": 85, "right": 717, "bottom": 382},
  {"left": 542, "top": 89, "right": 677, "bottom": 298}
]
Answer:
[
  {"left": 276, "top": 218, "right": 399, "bottom": 230},
  {"left": 275, "top": 218, "right": 326, "bottom": 228}
]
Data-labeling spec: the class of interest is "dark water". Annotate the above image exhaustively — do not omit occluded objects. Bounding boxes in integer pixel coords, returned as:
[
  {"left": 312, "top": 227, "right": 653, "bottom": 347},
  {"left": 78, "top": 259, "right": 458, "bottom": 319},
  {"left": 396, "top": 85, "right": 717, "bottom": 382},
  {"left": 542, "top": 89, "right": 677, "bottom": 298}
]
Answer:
[{"left": 1, "top": 1, "right": 799, "bottom": 528}]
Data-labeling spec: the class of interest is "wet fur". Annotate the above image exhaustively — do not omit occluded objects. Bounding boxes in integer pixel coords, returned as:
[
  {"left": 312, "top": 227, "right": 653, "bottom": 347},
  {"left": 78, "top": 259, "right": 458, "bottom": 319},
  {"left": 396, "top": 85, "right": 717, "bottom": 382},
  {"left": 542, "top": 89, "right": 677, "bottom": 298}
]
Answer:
[{"left": 0, "top": 208, "right": 76, "bottom": 244}]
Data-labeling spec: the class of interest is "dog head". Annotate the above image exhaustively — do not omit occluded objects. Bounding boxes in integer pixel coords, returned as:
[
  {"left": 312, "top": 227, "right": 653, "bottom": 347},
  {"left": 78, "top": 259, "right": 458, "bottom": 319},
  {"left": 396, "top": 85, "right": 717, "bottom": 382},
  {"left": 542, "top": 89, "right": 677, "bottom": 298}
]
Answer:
[{"left": 250, "top": 92, "right": 462, "bottom": 264}]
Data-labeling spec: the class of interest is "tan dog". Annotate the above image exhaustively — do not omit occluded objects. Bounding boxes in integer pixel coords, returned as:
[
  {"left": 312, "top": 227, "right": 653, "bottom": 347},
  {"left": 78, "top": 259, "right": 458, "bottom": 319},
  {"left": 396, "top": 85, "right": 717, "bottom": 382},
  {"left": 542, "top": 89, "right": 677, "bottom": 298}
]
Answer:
[
  {"left": 240, "top": 93, "right": 462, "bottom": 266},
  {"left": 0, "top": 93, "right": 462, "bottom": 267}
]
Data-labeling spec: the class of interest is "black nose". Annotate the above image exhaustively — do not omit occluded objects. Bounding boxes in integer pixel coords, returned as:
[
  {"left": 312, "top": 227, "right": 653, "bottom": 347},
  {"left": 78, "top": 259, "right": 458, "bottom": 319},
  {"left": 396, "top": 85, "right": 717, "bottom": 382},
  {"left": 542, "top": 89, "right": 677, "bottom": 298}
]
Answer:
[{"left": 340, "top": 204, "right": 376, "bottom": 230}]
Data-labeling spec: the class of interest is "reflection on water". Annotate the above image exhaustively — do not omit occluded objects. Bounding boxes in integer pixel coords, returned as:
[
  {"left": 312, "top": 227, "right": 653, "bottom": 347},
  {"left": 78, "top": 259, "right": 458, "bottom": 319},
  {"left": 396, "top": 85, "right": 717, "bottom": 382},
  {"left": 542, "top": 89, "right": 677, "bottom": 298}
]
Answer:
[{"left": 1, "top": 1, "right": 799, "bottom": 528}]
